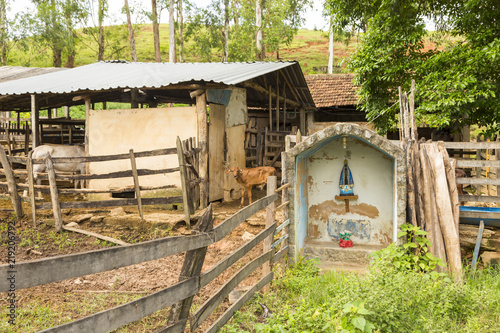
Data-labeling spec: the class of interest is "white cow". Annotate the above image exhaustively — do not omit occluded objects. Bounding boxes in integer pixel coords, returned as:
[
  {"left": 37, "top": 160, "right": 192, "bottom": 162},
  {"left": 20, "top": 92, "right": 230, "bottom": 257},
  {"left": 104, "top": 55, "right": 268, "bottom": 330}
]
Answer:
[{"left": 23, "top": 144, "right": 86, "bottom": 197}]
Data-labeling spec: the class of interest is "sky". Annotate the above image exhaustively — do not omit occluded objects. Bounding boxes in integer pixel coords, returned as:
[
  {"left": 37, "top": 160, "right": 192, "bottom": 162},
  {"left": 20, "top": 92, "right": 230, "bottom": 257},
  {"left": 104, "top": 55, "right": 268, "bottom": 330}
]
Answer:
[{"left": 8, "top": 0, "right": 330, "bottom": 31}]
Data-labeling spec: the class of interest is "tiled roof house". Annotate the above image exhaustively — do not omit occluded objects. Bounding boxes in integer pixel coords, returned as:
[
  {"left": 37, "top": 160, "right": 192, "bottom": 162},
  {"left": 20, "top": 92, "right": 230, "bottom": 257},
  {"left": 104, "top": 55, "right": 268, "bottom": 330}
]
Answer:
[{"left": 305, "top": 74, "right": 359, "bottom": 107}]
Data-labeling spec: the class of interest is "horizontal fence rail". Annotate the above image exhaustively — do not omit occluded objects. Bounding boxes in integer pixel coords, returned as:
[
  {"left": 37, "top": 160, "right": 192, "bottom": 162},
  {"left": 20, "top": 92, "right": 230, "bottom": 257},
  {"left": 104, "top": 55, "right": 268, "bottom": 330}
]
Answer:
[{"left": 0, "top": 169, "right": 284, "bottom": 332}]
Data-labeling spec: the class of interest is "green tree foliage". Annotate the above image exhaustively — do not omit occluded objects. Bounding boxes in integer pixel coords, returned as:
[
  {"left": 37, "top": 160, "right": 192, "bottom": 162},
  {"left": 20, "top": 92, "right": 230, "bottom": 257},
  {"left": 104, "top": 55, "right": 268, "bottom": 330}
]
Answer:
[
  {"left": 184, "top": 0, "right": 310, "bottom": 62},
  {"left": 326, "top": 0, "right": 500, "bottom": 134}
]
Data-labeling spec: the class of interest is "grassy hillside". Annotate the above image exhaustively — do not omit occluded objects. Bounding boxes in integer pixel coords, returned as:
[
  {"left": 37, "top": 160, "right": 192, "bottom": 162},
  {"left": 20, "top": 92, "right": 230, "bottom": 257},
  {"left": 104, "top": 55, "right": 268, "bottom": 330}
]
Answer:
[{"left": 7, "top": 24, "right": 358, "bottom": 74}]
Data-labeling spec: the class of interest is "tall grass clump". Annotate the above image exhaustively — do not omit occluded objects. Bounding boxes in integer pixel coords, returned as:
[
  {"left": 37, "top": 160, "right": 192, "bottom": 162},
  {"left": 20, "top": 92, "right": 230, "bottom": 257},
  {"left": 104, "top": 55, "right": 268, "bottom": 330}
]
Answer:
[{"left": 222, "top": 225, "right": 500, "bottom": 333}]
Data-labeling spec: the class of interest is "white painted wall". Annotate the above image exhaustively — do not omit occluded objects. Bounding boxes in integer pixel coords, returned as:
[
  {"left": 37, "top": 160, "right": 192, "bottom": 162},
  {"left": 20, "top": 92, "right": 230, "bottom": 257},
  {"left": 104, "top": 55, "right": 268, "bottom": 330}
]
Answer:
[
  {"left": 306, "top": 136, "right": 394, "bottom": 245},
  {"left": 87, "top": 107, "right": 197, "bottom": 191}
]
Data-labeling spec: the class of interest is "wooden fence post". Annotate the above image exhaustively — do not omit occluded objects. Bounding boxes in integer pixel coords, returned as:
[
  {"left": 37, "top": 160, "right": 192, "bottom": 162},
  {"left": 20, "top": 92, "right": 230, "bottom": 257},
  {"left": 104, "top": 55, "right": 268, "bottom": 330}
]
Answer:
[
  {"left": 163, "top": 205, "right": 213, "bottom": 331},
  {"left": 263, "top": 175, "right": 276, "bottom": 292},
  {"left": 177, "top": 136, "right": 191, "bottom": 230},
  {"left": 27, "top": 150, "right": 37, "bottom": 227},
  {"left": 129, "top": 149, "right": 144, "bottom": 220},
  {"left": 0, "top": 146, "right": 23, "bottom": 219},
  {"left": 196, "top": 93, "right": 208, "bottom": 209},
  {"left": 46, "top": 156, "right": 63, "bottom": 232}
]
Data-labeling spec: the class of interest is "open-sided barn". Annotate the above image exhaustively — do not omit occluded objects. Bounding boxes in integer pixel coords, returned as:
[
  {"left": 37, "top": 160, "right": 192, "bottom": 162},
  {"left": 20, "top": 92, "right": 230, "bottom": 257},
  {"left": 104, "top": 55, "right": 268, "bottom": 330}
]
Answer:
[{"left": 0, "top": 61, "right": 315, "bottom": 206}]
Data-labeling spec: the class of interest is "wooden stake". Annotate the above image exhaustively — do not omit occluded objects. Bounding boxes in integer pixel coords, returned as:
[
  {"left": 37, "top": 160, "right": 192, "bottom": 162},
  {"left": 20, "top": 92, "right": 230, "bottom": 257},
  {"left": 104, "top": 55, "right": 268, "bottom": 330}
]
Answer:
[
  {"left": 46, "top": 156, "right": 63, "bottom": 232},
  {"left": 263, "top": 175, "right": 276, "bottom": 293},
  {"left": 438, "top": 142, "right": 460, "bottom": 238},
  {"left": 428, "top": 148, "right": 462, "bottom": 281},
  {"left": 0, "top": 146, "right": 23, "bottom": 219},
  {"left": 31, "top": 94, "right": 39, "bottom": 148},
  {"left": 410, "top": 80, "right": 417, "bottom": 140},
  {"left": 27, "top": 150, "right": 37, "bottom": 227},
  {"left": 166, "top": 205, "right": 213, "bottom": 329},
  {"left": 177, "top": 137, "right": 191, "bottom": 229},
  {"left": 129, "top": 149, "right": 143, "bottom": 221},
  {"left": 406, "top": 140, "right": 417, "bottom": 226},
  {"left": 197, "top": 93, "right": 208, "bottom": 208}
]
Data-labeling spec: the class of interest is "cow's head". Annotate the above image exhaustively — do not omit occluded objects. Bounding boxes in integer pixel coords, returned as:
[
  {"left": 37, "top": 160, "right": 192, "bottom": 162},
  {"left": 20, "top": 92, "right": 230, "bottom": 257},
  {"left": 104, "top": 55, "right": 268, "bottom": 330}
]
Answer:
[{"left": 225, "top": 166, "right": 241, "bottom": 179}]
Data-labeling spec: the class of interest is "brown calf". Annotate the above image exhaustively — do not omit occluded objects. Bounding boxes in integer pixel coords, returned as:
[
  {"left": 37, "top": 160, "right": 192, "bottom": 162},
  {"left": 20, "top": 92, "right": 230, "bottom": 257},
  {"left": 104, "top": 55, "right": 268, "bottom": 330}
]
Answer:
[{"left": 227, "top": 166, "right": 277, "bottom": 205}]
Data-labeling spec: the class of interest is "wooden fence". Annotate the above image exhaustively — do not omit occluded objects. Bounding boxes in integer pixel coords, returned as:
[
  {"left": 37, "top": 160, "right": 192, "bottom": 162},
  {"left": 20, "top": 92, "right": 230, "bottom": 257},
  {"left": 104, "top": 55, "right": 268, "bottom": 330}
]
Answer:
[
  {"left": 442, "top": 140, "right": 500, "bottom": 221},
  {"left": 0, "top": 137, "right": 200, "bottom": 231},
  {"left": 0, "top": 178, "right": 290, "bottom": 333}
]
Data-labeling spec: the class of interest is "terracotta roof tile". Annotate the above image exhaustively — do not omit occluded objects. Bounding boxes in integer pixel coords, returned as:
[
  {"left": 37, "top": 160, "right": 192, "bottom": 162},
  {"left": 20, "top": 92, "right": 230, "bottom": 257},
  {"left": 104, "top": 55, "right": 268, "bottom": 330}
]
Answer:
[{"left": 305, "top": 74, "right": 359, "bottom": 107}]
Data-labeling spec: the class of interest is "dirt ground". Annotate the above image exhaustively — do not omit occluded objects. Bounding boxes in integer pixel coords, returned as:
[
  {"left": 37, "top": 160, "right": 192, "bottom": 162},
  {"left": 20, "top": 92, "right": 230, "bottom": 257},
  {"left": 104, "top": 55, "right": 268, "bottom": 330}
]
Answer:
[{"left": 0, "top": 189, "right": 282, "bottom": 332}]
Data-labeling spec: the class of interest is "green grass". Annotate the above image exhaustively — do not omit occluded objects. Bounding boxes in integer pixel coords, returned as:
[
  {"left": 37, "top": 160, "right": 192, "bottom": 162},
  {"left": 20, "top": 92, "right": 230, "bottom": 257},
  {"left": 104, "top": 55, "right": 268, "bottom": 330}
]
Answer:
[{"left": 221, "top": 258, "right": 500, "bottom": 333}]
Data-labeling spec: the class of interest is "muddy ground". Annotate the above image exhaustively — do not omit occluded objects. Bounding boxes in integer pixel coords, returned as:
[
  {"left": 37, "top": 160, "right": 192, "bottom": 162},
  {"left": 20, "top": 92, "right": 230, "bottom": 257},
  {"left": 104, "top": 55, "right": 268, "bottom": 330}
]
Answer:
[{"left": 0, "top": 189, "right": 282, "bottom": 332}]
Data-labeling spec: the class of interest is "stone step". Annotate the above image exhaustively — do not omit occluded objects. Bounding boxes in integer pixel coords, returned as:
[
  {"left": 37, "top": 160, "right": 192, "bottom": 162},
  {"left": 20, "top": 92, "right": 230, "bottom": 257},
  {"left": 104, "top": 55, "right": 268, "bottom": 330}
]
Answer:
[
  {"left": 304, "top": 241, "right": 385, "bottom": 266},
  {"left": 317, "top": 261, "right": 369, "bottom": 275}
]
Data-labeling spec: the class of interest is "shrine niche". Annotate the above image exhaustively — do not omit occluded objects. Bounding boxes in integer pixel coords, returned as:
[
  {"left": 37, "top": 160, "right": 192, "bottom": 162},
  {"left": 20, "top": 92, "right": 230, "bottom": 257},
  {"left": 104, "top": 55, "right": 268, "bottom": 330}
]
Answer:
[{"left": 282, "top": 123, "right": 406, "bottom": 264}]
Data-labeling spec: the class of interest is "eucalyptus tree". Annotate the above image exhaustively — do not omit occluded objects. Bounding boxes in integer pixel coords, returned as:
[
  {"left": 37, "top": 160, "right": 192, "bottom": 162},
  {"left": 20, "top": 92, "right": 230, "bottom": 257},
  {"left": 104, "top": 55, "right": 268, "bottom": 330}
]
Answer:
[
  {"left": 0, "top": 0, "right": 7, "bottom": 65},
  {"left": 124, "top": 0, "right": 137, "bottom": 61},
  {"left": 326, "top": 0, "right": 500, "bottom": 134}
]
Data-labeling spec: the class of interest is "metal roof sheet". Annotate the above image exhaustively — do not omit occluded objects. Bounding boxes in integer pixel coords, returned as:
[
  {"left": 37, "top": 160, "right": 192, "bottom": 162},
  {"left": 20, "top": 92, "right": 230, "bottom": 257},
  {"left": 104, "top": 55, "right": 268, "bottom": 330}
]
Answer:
[
  {"left": 0, "top": 66, "right": 68, "bottom": 83},
  {"left": 0, "top": 61, "right": 297, "bottom": 96}
]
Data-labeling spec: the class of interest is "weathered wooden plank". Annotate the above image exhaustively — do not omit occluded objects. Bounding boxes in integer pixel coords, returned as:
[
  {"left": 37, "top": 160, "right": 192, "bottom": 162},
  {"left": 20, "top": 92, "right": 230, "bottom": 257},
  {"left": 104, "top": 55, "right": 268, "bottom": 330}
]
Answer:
[
  {"left": 456, "top": 178, "right": 500, "bottom": 186},
  {"left": 62, "top": 225, "right": 128, "bottom": 246},
  {"left": 27, "top": 150, "right": 36, "bottom": 226},
  {"left": 129, "top": 149, "right": 144, "bottom": 220},
  {"left": 263, "top": 176, "right": 276, "bottom": 292},
  {"left": 46, "top": 156, "right": 63, "bottom": 232},
  {"left": 274, "top": 219, "right": 290, "bottom": 235},
  {"left": 455, "top": 159, "right": 500, "bottom": 168},
  {"left": 442, "top": 141, "right": 500, "bottom": 150},
  {"left": 38, "top": 277, "right": 199, "bottom": 333},
  {"left": 200, "top": 223, "right": 276, "bottom": 288},
  {"left": 471, "top": 220, "right": 484, "bottom": 271},
  {"left": 272, "top": 234, "right": 289, "bottom": 249},
  {"left": 177, "top": 137, "right": 191, "bottom": 228},
  {"left": 167, "top": 205, "right": 213, "bottom": 328},
  {"left": 32, "top": 147, "right": 178, "bottom": 164},
  {"left": 0, "top": 230, "right": 213, "bottom": 292},
  {"left": 460, "top": 210, "right": 500, "bottom": 220},
  {"left": 35, "top": 196, "right": 183, "bottom": 210},
  {"left": 17, "top": 183, "right": 176, "bottom": 194},
  {"left": 190, "top": 250, "right": 273, "bottom": 331},
  {"left": 458, "top": 194, "right": 500, "bottom": 203},
  {"left": 204, "top": 273, "right": 273, "bottom": 333},
  {"left": 213, "top": 193, "right": 279, "bottom": 242},
  {"left": 0, "top": 146, "right": 23, "bottom": 218},
  {"left": 24, "top": 167, "right": 181, "bottom": 182}
]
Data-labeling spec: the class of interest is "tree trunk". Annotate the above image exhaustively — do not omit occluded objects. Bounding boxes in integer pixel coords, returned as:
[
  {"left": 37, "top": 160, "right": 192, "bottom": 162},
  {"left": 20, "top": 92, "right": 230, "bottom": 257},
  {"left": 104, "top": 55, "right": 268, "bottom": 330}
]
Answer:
[
  {"left": 0, "top": 0, "right": 6, "bottom": 66},
  {"left": 178, "top": 0, "right": 184, "bottom": 63},
  {"left": 98, "top": 0, "right": 105, "bottom": 61},
  {"left": 64, "top": 0, "right": 76, "bottom": 68},
  {"left": 168, "top": 0, "right": 176, "bottom": 62},
  {"left": 124, "top": 0, "right": 137, "bottom": 61},
  {"left": 151, "top": 0, "right": 161, "bottom": 62},
  {"left": 223, "top": 0, "right": 229, "bottom": 62},
  {"left": 255, "top": 0, "right": 263, "bottom": 60},
  {"left": 328, "top": 17, "right": 333, "bottom": 74},
  {"left": 51, "top": 0, "right": 62, "bottom": 67}
]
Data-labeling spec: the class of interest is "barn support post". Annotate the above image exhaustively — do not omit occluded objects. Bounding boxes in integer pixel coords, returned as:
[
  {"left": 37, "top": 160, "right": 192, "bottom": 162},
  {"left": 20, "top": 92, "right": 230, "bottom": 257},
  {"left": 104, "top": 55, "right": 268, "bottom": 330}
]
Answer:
[
  {"left": 306, "top": 109, "right": 314, "bottom": 136},
  {"left": 299, "top": 107, "right": 305, "bottom": 136},
  {"left": 196, "top": 92, "right": 208, "bottom": 208},
  {"left": 165, "top": 205, "right": 213, "bottom": 331},
  {"left": 177, "top": 136, "right": 191, "bottom": 229},
  {"left": 27, "top": 150, "right": 37, "bottom": 227},
  {"left": 84, "top": 97, "right": 91, "bottom": 188},
  {"left": 24, "top": 123, "right": 29, "bottom": 155},
  {"left": 129, "top": 149, "right": 144, "bottom": 221},
  {"left": 263, "top": 175, "right": 276, "bottom": 292},
  {"left": 31, "top": 94, "right": 39, "bottom": 148},
  {"left": 46, "top": 156, "right": 63, "bottom": 232},
  {"left": 0, "top": 146, "right": 23, "bottom": 219}
]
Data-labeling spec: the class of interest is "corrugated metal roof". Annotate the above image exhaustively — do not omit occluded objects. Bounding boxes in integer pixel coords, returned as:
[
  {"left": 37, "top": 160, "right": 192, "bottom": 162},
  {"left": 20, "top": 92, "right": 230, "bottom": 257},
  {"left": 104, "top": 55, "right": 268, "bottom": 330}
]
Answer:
[
  {"left": 0, "top": 61, "right": 296, "bottom": 96},
  {"left": 0, "top": 66, "right": 68, "bottom": 83}
]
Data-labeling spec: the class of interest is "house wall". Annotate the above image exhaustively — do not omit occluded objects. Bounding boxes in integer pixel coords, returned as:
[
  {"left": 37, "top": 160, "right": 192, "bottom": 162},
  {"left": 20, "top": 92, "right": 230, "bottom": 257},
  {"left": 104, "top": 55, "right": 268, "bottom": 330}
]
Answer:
[
  {"left": 87, "top": 107, "right": 197, "bottom": 193},
  {"left": 306, "top": 137, "right": 394, "bottom": 246}
]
